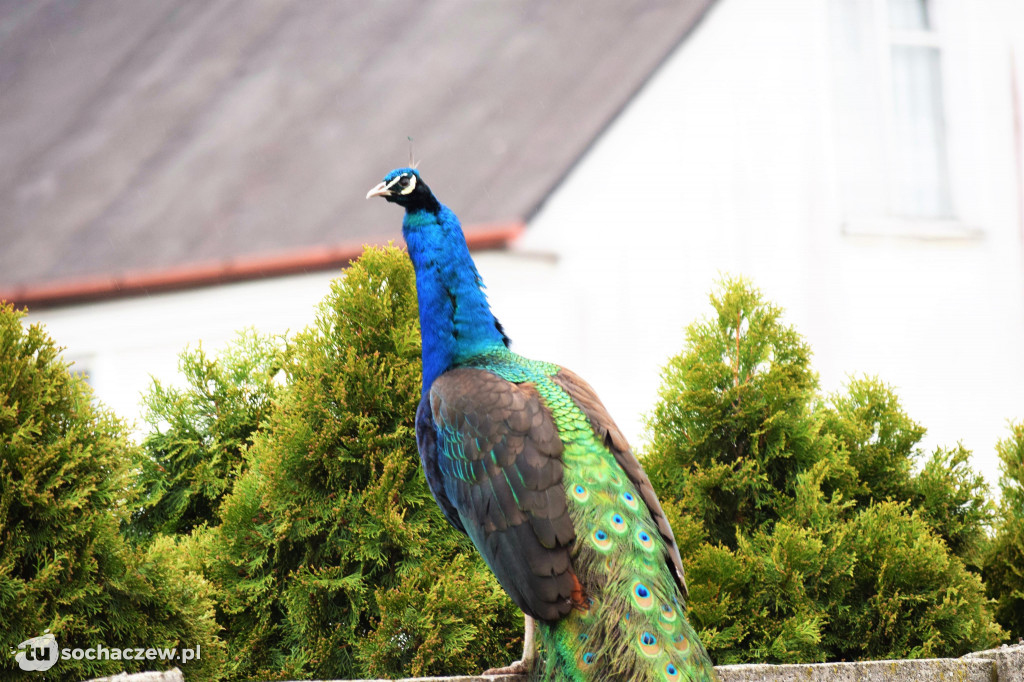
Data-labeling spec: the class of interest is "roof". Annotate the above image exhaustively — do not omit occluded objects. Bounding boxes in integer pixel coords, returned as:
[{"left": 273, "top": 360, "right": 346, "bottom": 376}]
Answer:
[{"left": 0, "top": 0, "right": 714, "bottom": 307}]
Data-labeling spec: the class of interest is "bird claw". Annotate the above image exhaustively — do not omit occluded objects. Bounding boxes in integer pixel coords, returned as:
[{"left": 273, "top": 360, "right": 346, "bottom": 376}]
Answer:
[{"left": 482, "top": 658, "right": 531, "bottom": 675}]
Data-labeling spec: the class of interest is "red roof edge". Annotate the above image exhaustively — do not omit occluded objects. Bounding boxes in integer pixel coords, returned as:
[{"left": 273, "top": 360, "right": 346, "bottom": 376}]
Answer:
[{"left": 2, "top": 221, "right": 525, "bottom": 310}]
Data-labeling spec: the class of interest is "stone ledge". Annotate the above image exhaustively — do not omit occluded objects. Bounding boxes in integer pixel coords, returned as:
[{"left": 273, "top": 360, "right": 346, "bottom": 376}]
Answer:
[
  {"left": 87, "top": 669, "right": 184, "bottom": 682},
  {"left": 966, "top": 643, "right": 1024, "bottom": 682},
  {"left": 328, "top": 643, "right": 1023, "bottom": 682},
  {"left": 715, "top": 657, "right": 994, "bottom": 682},
  {"left": 86, "top": 643, "right": 1024, "bottom": 682}
]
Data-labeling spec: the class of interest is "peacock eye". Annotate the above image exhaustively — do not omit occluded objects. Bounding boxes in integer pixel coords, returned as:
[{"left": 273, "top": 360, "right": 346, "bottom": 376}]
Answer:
[{"left": 396, "top": 173, "right": 417, "bottom": 195}]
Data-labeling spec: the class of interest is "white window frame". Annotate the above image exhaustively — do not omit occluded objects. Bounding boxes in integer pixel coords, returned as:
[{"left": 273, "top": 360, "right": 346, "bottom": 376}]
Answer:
[{"left": 831, "top": 0, "right": 980, "bottom": 239}]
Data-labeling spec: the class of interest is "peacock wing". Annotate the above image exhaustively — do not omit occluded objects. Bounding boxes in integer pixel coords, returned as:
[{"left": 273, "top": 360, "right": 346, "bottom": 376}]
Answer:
[
  {"left": 416, "top": 394, "right": 465, "bottom": 533},
  {"left": 423, "top": 367, "right": 581, "bottom": 622},
  {"left": 551, "top": 367, "right": 690, "bottom": 602}
]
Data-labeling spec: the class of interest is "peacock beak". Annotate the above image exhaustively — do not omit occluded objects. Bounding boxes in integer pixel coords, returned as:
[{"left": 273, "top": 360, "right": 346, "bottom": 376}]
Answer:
[{"left": 365, "top": 181, "right": 391, "bottom": 199}]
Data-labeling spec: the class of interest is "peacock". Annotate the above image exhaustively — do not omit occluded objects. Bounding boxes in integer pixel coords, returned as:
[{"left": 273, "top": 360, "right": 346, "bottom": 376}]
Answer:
[{"left": 367, "top": 167, "right": 719, "bottom": 681}]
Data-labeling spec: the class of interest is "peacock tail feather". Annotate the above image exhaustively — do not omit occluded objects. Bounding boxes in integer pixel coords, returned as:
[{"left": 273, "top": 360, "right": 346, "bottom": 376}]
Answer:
[{"left": 476, "top": 350, "right": 716, "bottom": 682}]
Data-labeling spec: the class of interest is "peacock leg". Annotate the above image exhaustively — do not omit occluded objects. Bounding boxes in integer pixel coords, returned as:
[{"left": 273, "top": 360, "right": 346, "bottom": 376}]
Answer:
[{"left": 482, "top": 613, "right": 535, "bottom": 675}]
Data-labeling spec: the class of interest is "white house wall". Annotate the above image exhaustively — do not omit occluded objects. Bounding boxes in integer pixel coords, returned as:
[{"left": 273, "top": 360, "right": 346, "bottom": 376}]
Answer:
[
  {"left": 510, "top": 0, "right": 1024, "bottom": 487},
  {"left": 26, "top": 271, "right": 341, "bottom": 430},
  {"left": 26, "top": 0, "right": 1024, "bottom": 488}
]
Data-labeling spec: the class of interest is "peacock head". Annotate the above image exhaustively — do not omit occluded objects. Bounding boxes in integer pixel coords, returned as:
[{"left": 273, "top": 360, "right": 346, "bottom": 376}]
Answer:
[{"left": 366, "top": 168, "right": 438, "bottom": 212}]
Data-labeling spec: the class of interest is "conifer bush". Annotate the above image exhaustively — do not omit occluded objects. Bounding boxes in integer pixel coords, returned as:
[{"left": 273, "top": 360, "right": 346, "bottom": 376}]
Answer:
[
  {"left": 645, "top": 281, "right": 829, "bottom": 551},
  {"left": 0, "top": 303, "right": 224, "bottom": 681},
  {"left": 984, "top": 421, "right": 1024, "bottom": 639},
  {"left": 644, "top": 278, "right": 1004, "bottom": 664},
  {"left": 818, "top": 375, "right": 921, "bottom": 505},
  {"left": 127, "top": 330, "right": 283, "bottom": 540},
  {"left": 198, "top": 246, "right": 519, "bottom": 680},
  {"left": 911, "top": 445, "right": 992, "bottom": 569}
]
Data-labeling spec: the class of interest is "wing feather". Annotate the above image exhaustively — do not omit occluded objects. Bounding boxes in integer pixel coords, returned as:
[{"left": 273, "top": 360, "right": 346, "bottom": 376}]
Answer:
[
  {"left": 416, "top": 396, "right": 464, "bottom": 533},
  {"left": 418, "top": 367, "right": 579, "bottom": 622}
]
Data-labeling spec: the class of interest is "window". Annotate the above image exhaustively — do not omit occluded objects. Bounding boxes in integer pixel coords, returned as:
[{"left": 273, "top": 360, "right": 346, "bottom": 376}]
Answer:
[
  {"left": 830, "top": 0, "right": 968, "bottom": 233},
  {"left": 887, "top": 0, "right": 951, "bottom": 217}
]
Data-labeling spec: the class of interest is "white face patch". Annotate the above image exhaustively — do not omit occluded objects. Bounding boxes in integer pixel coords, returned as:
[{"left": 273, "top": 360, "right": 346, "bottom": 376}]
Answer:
[{"left": 399, "top": 173, "right": 417, "bottom": 195}]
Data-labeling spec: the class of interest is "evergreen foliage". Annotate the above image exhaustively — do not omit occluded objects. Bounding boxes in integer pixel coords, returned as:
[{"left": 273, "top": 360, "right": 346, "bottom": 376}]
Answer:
[
  {"left": 644, "top": 278, "right": 1004, "bottom": 664},
  {"left": 819, "top": 376, "right": 920, "bottom": 504},
  {"left": 199, "top": 246, "right": 519, "bottom": 680},
  {"left": 911, "top": 445, "right": 992, "bottom": 569},
  {"left": 7, "top": 257, "right": 1015, "bottom": 679},
  {"left": 646, "top": 281, "right": 823, "bottom": 551},
  {"left": 127, "top": 330, "right": 283, "bottom": 540},
  {"left": 984, "top": 421, "right": 1024, "bottom": 639},
  {"left": 355, "top": 553, "right": 518, "bottom": 676},
  {"left": 0, "top": 303, "right": 224, "bottom": 681}
]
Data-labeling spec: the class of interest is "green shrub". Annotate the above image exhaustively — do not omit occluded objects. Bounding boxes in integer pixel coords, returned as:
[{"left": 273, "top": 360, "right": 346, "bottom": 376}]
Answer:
[
  {"left": 127, "top": 330, "right": 284, "bottom": 540},
  {"left": 354, "top": 553, "right": 519, "bottom": 677},
  {"left": 911, "top": 445, "right": 993, "bottom": 569},
  {"left": 646, "top": 280, "right": 823, "bottom": 550},
  {"left": 984, "top": 421, "right": 1024, "bottom": 639},
  {"left": 0, "top": 303, "right": 224, "bottom": 681},
  {"left": 644, "top": 278, "right": 1004, "bottom": 664},
  {"left": 838, "top": 501, "right": 996, "bottom": 660}
]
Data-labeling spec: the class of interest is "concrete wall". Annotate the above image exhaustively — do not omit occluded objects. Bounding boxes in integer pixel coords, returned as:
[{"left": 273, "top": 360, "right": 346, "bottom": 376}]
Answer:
[
  {"left": 323, "top": 644, "right": 1024, "bottom": 681},
  {"left": 91, "top": 644, "right": 1022, "bottom": 681}
]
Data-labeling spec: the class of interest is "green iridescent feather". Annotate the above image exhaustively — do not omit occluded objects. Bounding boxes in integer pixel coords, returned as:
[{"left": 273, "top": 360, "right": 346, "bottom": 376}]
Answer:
[{"left": 472, "top": 350, "right": 716, "bottom": 681}]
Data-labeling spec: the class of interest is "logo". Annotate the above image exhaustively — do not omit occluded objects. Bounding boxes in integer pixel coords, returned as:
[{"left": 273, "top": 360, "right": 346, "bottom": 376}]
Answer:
[
  {"left": 10, "top": 632, "right": 201, "bottom": 672},
  {"left": 12, "top": 630, "right": 58, "bottom": 672}
]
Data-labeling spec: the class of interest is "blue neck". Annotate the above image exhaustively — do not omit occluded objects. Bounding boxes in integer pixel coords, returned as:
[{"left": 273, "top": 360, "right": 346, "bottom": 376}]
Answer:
[{"left": 403, "top": 205, "right": 509, "bottom": 394}]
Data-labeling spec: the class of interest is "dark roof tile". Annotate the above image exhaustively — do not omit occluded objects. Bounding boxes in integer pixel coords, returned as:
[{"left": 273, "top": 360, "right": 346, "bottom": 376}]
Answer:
[{"left": 0, "top": 0, "right": 713, "bottom": 302}]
